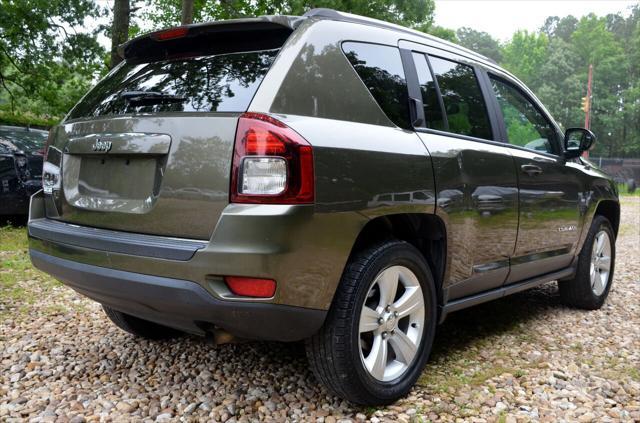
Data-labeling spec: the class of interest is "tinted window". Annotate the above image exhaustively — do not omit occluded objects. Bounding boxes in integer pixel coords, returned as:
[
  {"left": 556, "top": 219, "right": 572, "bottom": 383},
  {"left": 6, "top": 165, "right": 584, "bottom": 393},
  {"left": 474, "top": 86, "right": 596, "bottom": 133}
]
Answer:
[
  {"left": 0, "top": 129, "right": 47, "bottom": 152},
  {"left": 412, "top": 52, "right": 446, "bottom": 131},
  {"left": 490, "top": 77, "right": 557, "bottom": 154},
  {"left": 67, "top": 49, "right": 279, "bottom": 120},
  {"left": 429, "top": 56, "right": 492, "bottom": 140},
  {"left": 342, "top": 42, "right": 410, "bottom": 129}
]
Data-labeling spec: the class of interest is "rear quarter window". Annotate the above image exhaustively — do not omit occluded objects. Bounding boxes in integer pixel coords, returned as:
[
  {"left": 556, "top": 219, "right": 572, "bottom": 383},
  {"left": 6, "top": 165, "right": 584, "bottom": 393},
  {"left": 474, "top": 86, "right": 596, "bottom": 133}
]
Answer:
[
  {"left": 342, "top": 42, "right": 411, "bottom": 129},
  {"left": 67, "top": 49, "right": 279, "bottom": 120}
]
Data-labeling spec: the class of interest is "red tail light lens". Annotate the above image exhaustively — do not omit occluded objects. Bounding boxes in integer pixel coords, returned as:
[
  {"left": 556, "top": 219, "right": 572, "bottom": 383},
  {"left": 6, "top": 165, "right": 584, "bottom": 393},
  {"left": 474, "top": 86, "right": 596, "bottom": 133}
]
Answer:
[
  {"left": 225, "top": 276, "right": 276, "bottom": 298},
  {"left": 230, "top": 112, "right": 314, "bottom": 204}
]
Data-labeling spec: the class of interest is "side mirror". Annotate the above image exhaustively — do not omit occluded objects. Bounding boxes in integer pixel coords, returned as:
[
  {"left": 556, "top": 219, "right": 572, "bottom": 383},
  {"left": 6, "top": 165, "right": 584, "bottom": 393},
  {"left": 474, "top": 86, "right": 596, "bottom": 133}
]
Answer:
[{"left": 564, "top": 127, "right": 596, "bottom": 158}]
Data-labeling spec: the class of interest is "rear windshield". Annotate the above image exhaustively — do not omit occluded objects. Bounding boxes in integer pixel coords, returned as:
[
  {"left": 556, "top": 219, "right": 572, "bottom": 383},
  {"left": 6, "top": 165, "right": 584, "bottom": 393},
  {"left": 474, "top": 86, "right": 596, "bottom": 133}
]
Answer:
[{"left": 67, "top": 49, "right": 279, "bottom": 120}]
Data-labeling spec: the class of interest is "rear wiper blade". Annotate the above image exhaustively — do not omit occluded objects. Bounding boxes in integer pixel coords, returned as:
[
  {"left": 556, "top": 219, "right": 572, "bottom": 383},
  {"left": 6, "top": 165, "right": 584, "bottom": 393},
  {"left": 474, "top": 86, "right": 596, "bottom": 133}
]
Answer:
[{"left": 120, "top": 90, "right": 186, "bottom": 103}]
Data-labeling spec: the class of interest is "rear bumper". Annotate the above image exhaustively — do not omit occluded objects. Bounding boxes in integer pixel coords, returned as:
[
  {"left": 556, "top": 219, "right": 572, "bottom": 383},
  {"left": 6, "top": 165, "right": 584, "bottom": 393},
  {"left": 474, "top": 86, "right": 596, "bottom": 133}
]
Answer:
[{"left": 30, "top": 249, "right": 326, "bottom": 341}]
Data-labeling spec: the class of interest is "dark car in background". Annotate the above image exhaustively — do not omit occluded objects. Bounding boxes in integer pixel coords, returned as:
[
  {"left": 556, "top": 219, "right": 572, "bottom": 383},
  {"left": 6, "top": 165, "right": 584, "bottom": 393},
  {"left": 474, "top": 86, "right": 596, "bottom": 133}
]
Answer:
[{"left": 0, "top": 125, "right": 48, "bottom": 216}]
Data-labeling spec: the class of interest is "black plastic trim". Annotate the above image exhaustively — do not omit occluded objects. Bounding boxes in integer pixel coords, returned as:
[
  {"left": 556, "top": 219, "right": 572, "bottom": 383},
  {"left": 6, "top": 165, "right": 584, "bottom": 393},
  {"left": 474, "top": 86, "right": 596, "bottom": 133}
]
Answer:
[
  {"left": 439, "top": 266, "right": 575, "bottom": 323},
  {"left": 30, "top": 250, "right": 326, "bottom": 341},
  {"left": 28, "top": 218, "right": 207, "bottom": 261}
]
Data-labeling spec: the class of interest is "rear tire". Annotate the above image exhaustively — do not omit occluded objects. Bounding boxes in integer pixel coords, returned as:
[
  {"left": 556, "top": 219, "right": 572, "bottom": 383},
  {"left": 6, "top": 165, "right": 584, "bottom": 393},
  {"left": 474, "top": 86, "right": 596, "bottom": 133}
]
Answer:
[
  {"left": 559, "top": 215, "right": 615, "bottom": 310},
  {"left": 102, "top": 306, "right": 181, "bottom": 339},
  {"left": 306, "top": 240, "right": 437, "bottom": 405}
]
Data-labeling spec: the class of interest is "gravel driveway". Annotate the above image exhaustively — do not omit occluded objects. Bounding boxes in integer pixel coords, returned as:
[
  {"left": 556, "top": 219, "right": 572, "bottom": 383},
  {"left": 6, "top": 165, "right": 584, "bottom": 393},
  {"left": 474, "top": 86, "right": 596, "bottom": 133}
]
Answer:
[{"left": 1, "top": 198, "right": 639, "bottom": 422}]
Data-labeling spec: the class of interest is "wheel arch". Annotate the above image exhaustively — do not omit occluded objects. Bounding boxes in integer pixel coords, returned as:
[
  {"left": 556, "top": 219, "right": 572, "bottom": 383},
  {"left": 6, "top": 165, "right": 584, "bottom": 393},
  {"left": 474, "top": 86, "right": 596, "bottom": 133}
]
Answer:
[
  {"left": 594, "top": 199, "right": 620, "bottom": 237},
  {"left": 345, "top": 213, "right": 447, "bottom": 306}
]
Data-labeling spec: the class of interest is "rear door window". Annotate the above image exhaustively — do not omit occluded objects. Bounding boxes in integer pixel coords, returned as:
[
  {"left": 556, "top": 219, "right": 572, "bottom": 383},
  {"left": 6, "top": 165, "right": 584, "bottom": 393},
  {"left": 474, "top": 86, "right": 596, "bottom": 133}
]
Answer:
[
  {"left": 342, "top": 42, "right": 410, "bottom": 129},
  {"left": 67, "top": 49, "right": 279, "bottom": 120},
  {"left": 428, "top": 56, "right": 493, "bottom": 140},
  {"left": 412, "top": 52, "right": 446, "bottom": 131}
]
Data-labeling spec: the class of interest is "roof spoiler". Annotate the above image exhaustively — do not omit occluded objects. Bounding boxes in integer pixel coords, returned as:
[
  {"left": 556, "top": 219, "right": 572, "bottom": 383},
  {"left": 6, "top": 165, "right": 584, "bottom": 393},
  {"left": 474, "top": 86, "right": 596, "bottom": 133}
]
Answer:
[{"left": 118, "top": 16, "right": 302, "bottom": 63}]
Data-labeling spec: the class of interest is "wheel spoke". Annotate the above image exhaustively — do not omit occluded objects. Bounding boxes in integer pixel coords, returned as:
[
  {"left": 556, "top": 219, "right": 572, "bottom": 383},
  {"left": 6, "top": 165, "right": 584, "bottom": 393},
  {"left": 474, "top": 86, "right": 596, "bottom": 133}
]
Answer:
[
  {"left": 364, "top": 335, "right": 388, "bottom": 380},
  {"left": 377, "top": 268, "right": 399, "bottom": 308},
  {"left": 394, "top": 287, "right": 423, "bottom": 318},
  {"left": 359, "top": 306, "right": 380, "bottom": 333},
  {"left": 388, "top": 330, "right": 418, "bottom": 365},
  {"left": 596, "top": 233, "right": 606, "bottom": 255},
  {"left": 597, "top": 255, "right": 611, "bottom": 272},
  {"left": 592, "top": 271, "right": 604, "bottom": 294}
]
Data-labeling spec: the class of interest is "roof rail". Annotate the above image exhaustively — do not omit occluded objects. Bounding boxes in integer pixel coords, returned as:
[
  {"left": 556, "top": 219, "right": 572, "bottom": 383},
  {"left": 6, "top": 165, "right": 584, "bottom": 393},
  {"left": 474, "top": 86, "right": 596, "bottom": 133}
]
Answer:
[{"left": 301, "top": 8, "right": 495, "bottom": 65}]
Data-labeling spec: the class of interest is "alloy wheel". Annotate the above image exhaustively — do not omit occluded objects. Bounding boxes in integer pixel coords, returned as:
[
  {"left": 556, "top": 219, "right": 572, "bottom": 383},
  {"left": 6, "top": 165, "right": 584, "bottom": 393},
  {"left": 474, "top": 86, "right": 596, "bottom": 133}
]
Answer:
[
  {"left": 358, "top": 265, "right": 425, "bottom": 382},
  {"left": 590, "top": 230, "right": 612, "bottom": 296}
]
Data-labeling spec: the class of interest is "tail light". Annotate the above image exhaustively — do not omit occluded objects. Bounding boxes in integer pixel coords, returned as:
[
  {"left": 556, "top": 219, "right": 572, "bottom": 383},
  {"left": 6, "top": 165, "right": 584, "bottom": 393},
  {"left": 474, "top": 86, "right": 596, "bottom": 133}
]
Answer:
[{"left": 230, "top": 112, "right": 314, "bottom": 204}]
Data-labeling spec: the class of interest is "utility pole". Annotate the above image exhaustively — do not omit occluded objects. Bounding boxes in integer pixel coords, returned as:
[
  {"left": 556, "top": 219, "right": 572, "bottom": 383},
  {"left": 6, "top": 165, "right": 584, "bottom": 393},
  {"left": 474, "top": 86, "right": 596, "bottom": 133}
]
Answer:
[
  {"left": 584, "top": 64, "right": 593, "bottom": 130},
  {"left": 580, "top": 64, "right": 593, "bottom": 158}
]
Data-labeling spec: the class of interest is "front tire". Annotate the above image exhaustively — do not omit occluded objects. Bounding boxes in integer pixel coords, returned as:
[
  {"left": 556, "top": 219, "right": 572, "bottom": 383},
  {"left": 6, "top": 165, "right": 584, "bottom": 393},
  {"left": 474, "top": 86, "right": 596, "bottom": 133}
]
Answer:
[
  {"left": 559, "top": 215, "right": 615, "bottom": 310},
  {"left": 306, "top": 240, "right": 437, "bottom": 405}
]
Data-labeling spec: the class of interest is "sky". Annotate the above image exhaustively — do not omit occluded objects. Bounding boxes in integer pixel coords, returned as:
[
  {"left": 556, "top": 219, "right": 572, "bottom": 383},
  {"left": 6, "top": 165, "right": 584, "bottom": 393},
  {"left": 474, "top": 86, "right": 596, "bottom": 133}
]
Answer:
[{"left": 433, "top": 0, "right": 639, "bottom": 41}]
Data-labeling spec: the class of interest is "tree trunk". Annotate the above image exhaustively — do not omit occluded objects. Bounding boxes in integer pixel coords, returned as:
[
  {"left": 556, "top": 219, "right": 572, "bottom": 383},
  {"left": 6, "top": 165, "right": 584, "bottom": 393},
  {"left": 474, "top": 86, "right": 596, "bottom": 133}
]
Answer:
[
  {"left": 110, "top": 0, "right": 130, "bottom": 69},
  {"left": 181, "top": 0, "right": 195, "bottom": 25}
]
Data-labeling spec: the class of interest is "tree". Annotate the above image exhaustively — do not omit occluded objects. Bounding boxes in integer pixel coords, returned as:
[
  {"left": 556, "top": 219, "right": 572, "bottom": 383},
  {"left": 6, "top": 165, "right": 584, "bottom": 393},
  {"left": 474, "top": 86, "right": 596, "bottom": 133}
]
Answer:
[
  {"left": 142, "top": 0, "right": 436, "bottom": 32},
  {"left": 181, "top": 0, "right": 194, "bottom": 24},
  {"left": 456, "top": 27, "right": 502, "bottom": 62},
  {"left": 426, "top": 26, "right": 457, "bottom": 43},
  {"left": 110, "top": 0, "right": 131, "bottom": 68},
  {"left": 0, "top": 0, "right": 104, "bottom": 119},
  {"left": 501, "top": 31, "right": 548, "bottom": 88}
]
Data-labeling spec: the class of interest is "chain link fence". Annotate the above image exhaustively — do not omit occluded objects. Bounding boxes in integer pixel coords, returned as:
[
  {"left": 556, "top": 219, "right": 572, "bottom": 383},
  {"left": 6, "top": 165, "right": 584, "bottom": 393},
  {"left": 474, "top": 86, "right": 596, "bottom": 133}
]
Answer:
[{"left": 589, "top": 157, "right": 639, "bottom": 193}]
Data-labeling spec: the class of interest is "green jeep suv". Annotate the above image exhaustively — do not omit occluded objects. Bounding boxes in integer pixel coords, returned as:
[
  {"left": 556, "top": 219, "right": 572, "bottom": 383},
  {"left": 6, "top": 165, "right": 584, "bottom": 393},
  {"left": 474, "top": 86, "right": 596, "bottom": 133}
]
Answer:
[{"left": 28, "top": 9, "right": 619, "bottom": 405}]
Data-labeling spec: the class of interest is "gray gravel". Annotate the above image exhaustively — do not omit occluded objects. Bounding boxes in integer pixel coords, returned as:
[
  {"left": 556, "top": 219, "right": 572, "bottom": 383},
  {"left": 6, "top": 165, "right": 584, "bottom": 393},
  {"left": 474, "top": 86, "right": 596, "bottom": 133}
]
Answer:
[{"left": 1, "top": 197, "right": 639, "bottom": 422}]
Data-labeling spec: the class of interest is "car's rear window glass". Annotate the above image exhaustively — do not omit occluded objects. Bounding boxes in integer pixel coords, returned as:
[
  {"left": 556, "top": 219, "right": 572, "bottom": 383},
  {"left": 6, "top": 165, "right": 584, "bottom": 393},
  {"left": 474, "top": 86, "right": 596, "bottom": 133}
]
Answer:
[
  {"left": 428, "top": 56, "right": 492, "bottom": 140},
  {"left": 66, "top": 49, "right": 279, "bottom": 120},
  {"left": 342, "top": 42, "right": 410, "bottom": 129},
  {"left": 412, "top": 52, "right": 446, "bottom": 131}
]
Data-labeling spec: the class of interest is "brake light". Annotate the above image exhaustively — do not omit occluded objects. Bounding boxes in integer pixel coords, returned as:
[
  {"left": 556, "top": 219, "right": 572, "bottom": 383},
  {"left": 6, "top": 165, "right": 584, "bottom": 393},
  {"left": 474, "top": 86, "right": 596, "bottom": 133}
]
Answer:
[
  {"left": 152, "top": 27, "right": 189, "bottom": 41},
  {"left": 225, "top": 276, "right": 276, "bottom": 298},
  {"left": 230, "top": 112, "right": 314, "bottom": 204}
]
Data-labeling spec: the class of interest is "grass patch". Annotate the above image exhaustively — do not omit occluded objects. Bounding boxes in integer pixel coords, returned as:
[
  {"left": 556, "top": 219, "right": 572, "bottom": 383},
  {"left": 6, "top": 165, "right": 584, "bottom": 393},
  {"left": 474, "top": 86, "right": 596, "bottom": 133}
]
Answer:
[
  {"left": 0, "top": 225, "right": 61, "bottom": 317},
  {"left": 618, "top": 183, "right": 640, "bottom": 197}
]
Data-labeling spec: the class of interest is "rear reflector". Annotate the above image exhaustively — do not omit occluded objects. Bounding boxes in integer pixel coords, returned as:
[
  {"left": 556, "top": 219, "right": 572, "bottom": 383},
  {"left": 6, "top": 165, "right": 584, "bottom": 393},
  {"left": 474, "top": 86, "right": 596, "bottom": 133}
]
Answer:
[{"left": 225, "top": 276, "right": 276, "bottom": 298}]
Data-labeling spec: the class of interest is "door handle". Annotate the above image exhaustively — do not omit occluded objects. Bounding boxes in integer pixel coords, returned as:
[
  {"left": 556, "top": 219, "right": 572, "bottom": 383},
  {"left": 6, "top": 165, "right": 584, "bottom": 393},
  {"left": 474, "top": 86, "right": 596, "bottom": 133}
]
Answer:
[{"left": 521, "top": 164, "right": 543, "bottom": 176}]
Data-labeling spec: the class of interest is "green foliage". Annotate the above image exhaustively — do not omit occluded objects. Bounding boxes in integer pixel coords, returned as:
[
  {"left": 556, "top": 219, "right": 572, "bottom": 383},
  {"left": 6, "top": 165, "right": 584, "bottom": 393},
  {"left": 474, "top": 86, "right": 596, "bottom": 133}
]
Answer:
[
  {"left": 139, "top": 0, "right": 435, "bottom": 31},
  {"left": 0, "top": 0, "right": 106, "bottom": 123},
  {"left": 0, "top": 110, "right": 59, "bottom": 128},
  {"left": 426, "top": 25, "right": 458, "bottom": 43},
  {"left": 456, "top": 27, "right": 502, "bottom": 62},
  {"left": 502, "top": 6, "right": 640, "bottom": 158},
  {"left": 502, "top": 31, "right": 549, "bottom": 87}
]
